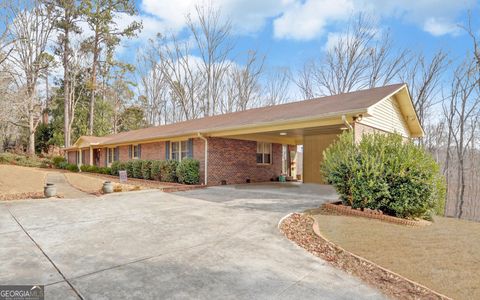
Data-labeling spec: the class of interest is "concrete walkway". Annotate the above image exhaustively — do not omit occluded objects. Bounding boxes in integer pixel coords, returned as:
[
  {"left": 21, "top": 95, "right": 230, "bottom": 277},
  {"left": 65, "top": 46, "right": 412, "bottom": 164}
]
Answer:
[
  {"left": 0, "top": 187, "right": 386, "bottom": 299},
  {"left": 46, "top": 173, "right": 93, "bottom": 199}
]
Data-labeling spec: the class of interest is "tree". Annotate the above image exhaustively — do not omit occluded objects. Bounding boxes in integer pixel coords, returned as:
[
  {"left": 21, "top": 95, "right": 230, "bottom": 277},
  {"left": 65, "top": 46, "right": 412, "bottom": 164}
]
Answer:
[
  {"left": 4, "top": 0, "right": 56, "bottom": 155},
  {"left": 187, "top": 4, "right": 233, "bottom": 116},
  {"left": 118, "top": 106, "right": 145, "bottom": 132},
  {"left": 299, "top": 14, "right": 409, "bottom": 96},
  {"left": 49, "top": 0, "right": 83, "bottom": 147},
  {"left": 263, "top": 67, "right": 291, "bottom": 106},
  {"left": 82, "top": 0, "right": 141, "bottom": 135},
  {"left": 443, "top": 59, "right": 480, "bottom": 218},
  {"left": 400, "top": 51, "right": 448, "bottom": 127}
]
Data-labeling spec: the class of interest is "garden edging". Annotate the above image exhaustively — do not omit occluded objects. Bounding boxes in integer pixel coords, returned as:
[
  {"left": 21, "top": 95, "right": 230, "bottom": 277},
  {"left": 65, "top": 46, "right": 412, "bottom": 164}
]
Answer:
[
  {"left": 280, "top": 213, "right": 451, "bottom": 300},
  {"left": 323, "top": 202, "right": 430, "bottom": 226}
]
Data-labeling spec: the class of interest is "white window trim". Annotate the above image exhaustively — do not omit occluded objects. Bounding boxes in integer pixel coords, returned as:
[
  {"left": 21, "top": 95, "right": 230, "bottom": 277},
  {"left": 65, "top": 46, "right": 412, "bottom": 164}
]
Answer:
[
  {"left": 132, "top": 144, "right": 139, "bottom": 160},
  {"left": 107, "top": 147, "right": 115, "bottom": 166},
  {"left": 257, "top": 142, "right": 272, "bottom": 165},
  {"left": 170, "top": 140, "right": 188, "bottom": 161}
]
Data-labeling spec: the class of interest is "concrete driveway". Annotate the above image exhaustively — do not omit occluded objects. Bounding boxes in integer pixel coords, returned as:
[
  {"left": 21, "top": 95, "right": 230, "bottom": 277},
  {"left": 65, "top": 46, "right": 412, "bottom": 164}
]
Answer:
[{"left": 0, "top": 184, "right": 386, "bottom": 299}]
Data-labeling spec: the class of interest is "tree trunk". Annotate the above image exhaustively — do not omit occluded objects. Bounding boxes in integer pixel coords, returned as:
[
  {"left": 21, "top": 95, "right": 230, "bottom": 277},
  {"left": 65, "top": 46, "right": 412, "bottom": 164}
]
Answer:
[
  {"left": 28, "top": 112, "right": 35, "bottom": 155},
  {"left": 88, "top": 28, "right": 99, "bottom": 136},
  {"left": 63, "top": 12, "right": 71, "bottom": 148}
]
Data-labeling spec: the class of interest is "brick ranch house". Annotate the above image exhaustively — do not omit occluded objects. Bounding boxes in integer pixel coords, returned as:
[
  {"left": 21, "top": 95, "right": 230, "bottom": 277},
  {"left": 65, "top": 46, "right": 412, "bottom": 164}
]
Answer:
[{"left": 64, "top": 83, "right": 423, "bottom": 185}]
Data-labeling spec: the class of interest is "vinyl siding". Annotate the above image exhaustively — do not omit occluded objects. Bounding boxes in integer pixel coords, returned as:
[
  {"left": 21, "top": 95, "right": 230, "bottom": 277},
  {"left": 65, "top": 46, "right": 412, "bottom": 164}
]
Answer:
[{"left": 359, "top": 96, "right": 410, "bottom": 137}]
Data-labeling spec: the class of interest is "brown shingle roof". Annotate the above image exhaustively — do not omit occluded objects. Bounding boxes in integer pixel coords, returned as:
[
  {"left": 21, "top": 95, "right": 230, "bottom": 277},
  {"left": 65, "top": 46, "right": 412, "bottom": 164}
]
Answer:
[{"left": 79, "top": 83, "right": 406, "bottom": 146}]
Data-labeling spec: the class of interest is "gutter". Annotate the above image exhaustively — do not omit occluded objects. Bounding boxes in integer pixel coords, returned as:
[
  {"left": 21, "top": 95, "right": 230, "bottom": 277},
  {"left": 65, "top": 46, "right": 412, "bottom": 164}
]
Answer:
[
  {"left": 342, "top": 115, "right": 353, "bottom": 131},
  {"left": 197, "top": 133, "right": 208, "bottom": 185}
]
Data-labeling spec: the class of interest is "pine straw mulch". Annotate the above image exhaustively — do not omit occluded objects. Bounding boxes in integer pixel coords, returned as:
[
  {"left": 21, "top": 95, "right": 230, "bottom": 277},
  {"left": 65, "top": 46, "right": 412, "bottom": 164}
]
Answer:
[
  {"left": 0, "top": 192, "right": 65, "bottom": 201},
  {"left": 279, "top": 213, "right": 451, "bottom": 300}
]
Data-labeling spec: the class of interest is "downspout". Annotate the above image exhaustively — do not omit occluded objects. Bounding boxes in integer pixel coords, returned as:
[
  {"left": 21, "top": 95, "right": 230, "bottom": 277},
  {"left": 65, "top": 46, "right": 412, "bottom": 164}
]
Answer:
[{"left": 197, "top": 133, "right": 208, "bottom": 185}]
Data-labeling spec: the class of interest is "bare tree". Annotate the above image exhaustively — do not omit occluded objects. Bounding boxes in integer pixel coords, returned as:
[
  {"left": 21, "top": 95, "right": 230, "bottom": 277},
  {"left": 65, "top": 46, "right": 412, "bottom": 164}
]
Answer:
[
  {"left": 294, "top": 60, "right": 315, "bottom": 99},
  {"left": 136, "top": 36, "right": 169, "bottom": 126},
  {"left": 222, "top": 50, "right": 264, "bottom": 113},
  {"left": 443, "top": 59, "right": 480, "bottom": 218},
  {"left": 262, "top": 67, "right": 291, "bottom": 106},
  {"left": 187, "top": 4, "right": 233, "bottom": 116},
  {"left": 5, "top": 0, "right": 56, "bottom": 155},
  {"left": 400, "top": 51, "right": 448, "bottom": 127},
  {"left": 304, "top": 14, "right": 410, "bottom": 96}
]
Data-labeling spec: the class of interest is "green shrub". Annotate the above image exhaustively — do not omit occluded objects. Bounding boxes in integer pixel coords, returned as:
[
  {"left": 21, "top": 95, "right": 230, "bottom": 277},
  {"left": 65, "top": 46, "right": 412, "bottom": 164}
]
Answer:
[
  {"left": 58, "top": 161, "right": 68, "bottom": 169},
  {"left": 66, "top": 163, "right": 79, "bottom": 172},
  {"left": 125, "top": 161, "right": 134, "bottom": 178},
  {"left": 160, "top": 160, "right": 178, "bottom": 182},
  {"left": 141, "top": 160, "right": 153, "bottom": 180},
  {"left": 322, "top": 132, "right": 446, "bottom": 219},
  {"left": 176, "top": 158, "right": 200, "bottom": 184},
  {"left": 52, "top": 156, "right": 67, "bottom": 168},
  {"left": 132, "top": 160, "right": 143, "bottom": 178},
  {"left": 151, "top": 160, "right": 162, "bottom": 180},
  {"left": 110, "top": 161, "right": 120, "bottom": 176}
]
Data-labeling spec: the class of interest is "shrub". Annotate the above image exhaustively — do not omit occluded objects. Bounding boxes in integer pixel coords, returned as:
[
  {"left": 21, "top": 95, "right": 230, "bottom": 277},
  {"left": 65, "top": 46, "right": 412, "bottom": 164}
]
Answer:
[
  {"left": 176, "top": 158, "right": 200, "bottom": 184},
  {"left": 132, "top": 159, "right": 143, "bottom": 178},
  {"left": 322, "top": 132, "right": 446, "bottom": 219},
  {"left": 52, "top": 156, "right": 66, "bottom": 168},
  {"left": 125, "top": 161, "right": 134, "bottom": 178},
  {"left": 151, "top": 160, "right": 162, "bottom": 180},
  {"left": 66, "top": 163, "right": 79, "bottom": 172},
  {"left": 58, "top": 161, "right": 68, "bottom": 169},
  {"left": 141, "top": 160, "right": 153, "bottom": 180},
  {"left": 0, "top": 153, "right": 47, "bottom": 168},
  {"left": 160, "top": 160, "right": 178, "bottom": 182}
]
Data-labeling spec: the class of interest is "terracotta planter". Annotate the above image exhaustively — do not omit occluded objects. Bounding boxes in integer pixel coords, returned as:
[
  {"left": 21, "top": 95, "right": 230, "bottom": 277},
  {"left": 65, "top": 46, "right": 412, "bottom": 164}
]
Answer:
[
  {"left": 44, "top": 183, "right": 57, "bottom": 198},
  {"left": 102, "top": 181, "right": 113, "bottom": 194}
]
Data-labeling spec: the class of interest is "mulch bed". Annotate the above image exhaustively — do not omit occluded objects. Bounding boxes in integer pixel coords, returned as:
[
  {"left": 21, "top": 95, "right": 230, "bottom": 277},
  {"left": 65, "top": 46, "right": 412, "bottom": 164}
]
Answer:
[
  {"left": 323, "top": 202, "right": 430, "bottom": 226},
  {"left": 0, "top": 192, "right": 65, "bottom": 201},
  {"left": 78, "top": 172, "right": 206, "bottom": 192},
  {"left": 279, "top": 213, "right": 451, "bottom": 300}
]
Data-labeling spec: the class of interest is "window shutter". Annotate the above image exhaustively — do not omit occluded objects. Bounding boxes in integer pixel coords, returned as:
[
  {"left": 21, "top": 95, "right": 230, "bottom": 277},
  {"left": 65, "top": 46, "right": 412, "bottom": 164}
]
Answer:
[
  {"left": 138, "top": 144, "right": 142, "bottom": 159},
  {"left": 128, "top": 145, "right": 132, "bottom": 159},
  {"left": 165, "top": 141, "right": 170, "bottom": 160},
  {"left": 104, "top": 148, "right": 108, "bottom": 166},
  {"left": 188, "top": 138, "right": 193, "bottom": 158},
  {"left": 115, "top": 147, "right": 119, "bottom": 161}
]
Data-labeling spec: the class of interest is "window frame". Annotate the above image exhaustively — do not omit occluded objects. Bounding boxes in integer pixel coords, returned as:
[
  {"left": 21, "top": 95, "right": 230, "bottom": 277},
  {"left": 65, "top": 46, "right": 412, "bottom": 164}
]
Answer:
[
  {"left": 170, "top": 140, "right": 188, "bottom": 161},
  {"left": 256, "top": 142, "right": 272, "bottom": 165},
  {"left": 107, "top": 148, "right": 115, "bottom": 166},
  {"left": 132, "top": 144, "right": 139, "bottom": 159}
]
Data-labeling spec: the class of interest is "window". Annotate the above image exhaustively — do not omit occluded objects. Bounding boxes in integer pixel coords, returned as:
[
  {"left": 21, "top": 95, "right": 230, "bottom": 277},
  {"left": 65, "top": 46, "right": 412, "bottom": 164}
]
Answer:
[
  {"left": 171, "top": 140, "right": 189, "bottom": 161},
  {"left": 256, "top": 142, "right": 272, "bottom": 164},
  {"left": 132, "top": 145, "right": 139, "bottom": 159},
  {"left": 107, "top": 148, "right": 114, "bottom": 165}
]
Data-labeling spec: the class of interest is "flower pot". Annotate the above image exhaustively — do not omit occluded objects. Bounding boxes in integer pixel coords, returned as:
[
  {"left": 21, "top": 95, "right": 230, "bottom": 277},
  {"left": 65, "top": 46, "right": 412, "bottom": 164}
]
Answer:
[
  {"left": 102, "top": 181, "right": 113, "bottom": 194},
  {"left": 44, "top": 183, "right": 57, "bottom": 198}
]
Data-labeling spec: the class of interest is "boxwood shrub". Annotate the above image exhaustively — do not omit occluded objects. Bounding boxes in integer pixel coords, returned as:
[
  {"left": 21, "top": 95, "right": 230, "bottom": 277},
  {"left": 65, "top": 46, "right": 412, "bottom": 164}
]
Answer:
[
  {"left": 160, "top": 160, "right": 178, "bottom": 182},
  {"left": 321, "top": 132, "right": 446, "bottom": 219},
  {"left": 151, "top": 160, "right": 162, "bottom": 180},
  {"left": 176, "top": 158, "right": 200, "bottom": 184},
  {"left": 141, "top": 160, "right": 153, "bottom": 180}
]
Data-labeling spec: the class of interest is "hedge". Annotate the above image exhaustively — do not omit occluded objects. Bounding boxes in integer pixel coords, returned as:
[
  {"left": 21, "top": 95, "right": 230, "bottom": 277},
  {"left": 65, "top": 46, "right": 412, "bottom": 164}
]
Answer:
[
  {"left": 176, "top": 158, "right": 200, "bottom": 184},
  {"left": 80, "top": 158, "right": 198, "bottom": 184},
  {"left": 321, "top": 132, "right": 446, "bottom": 219}
]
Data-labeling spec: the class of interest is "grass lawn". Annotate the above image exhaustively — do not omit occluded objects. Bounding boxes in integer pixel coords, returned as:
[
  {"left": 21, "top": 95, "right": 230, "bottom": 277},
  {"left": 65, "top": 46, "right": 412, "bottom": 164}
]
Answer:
[
  {"left": 0, "top": 165, "right": 49, "bottom": 195},
  {"left": 312, "top": 213, "right": 480, "bottom": 299},
  {"left": 64, "top": 172, "right": 145, "bottom": 193}
]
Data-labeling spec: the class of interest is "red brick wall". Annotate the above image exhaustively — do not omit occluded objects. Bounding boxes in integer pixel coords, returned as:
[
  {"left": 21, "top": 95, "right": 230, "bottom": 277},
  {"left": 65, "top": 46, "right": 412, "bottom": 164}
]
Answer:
[
  {"left": 139, "top": 142, "right": 165, "bottom": 160},
  {"left": 98, "top": 148, "right": 107, "bottom": 167},
  {"left": 193, "top": 138, "right": 205, "bottom": 184},
  {"left": 81, "top": 149, "right": 90, "bottom": 165},
  {"left": 207, "top": 137, "right": 282, "bottom": 185},
  {"left": 67, "top": 151, "right": 76, "bottom": 164}
]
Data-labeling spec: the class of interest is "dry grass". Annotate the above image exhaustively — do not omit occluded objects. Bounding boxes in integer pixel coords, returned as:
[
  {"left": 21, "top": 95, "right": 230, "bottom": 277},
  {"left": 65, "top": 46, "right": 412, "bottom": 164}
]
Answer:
[
  {"left": 312, "top": 213, "right": 480, "bottom": 299},
  {"left": 0, "top": 165, "right": 49, "bottom": 194}
]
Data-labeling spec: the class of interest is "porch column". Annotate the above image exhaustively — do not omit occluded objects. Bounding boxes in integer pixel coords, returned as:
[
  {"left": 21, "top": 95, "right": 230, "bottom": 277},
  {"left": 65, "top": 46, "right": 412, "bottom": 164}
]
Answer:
[
  {"left": 89, "top": 146, "right": 93, "bottom": 166},
  {"left": 78, "top": 149, "right": 82, "bottom": 166}
]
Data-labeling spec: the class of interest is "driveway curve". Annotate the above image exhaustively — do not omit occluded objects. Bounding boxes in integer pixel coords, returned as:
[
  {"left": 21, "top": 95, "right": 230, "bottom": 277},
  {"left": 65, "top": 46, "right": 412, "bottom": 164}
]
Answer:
[{"left": 0, "top": 185, "right": 386, "bottom": 299}]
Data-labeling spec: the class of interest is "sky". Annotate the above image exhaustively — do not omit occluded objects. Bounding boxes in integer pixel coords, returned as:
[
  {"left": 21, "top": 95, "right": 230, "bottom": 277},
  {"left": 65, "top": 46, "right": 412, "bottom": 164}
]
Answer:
[{"left": 114, "top": 0, "right": 479, "bottom": 79}]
